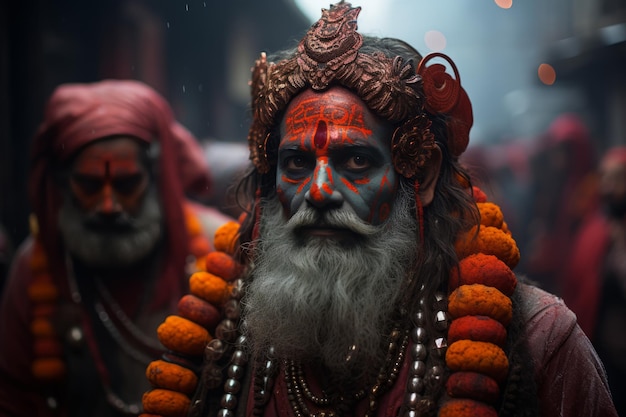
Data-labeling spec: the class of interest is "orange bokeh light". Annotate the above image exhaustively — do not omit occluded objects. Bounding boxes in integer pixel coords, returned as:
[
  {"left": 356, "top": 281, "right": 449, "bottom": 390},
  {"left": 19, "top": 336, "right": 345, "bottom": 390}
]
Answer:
[
  {"left": 495, "top": 0, "right": 513, "bottom": 8},
  {"left": 538, "top": 63, "right": 557, "bottom": 85}
]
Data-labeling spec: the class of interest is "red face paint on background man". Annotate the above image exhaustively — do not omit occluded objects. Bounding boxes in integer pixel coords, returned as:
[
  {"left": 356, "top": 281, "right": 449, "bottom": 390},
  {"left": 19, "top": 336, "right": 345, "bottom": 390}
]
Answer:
[
  {"left": 69, "top": 137, "right": 150, "bottom": 217},
  {"left": 277, "top": 86, "right": 397, "bottom": 226}
]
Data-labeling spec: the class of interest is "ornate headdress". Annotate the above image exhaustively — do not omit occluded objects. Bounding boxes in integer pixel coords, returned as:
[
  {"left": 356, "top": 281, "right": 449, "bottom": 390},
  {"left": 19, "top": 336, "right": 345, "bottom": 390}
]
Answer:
[{"left": 248, "top": 1, "right": 473, "bottom": 179}]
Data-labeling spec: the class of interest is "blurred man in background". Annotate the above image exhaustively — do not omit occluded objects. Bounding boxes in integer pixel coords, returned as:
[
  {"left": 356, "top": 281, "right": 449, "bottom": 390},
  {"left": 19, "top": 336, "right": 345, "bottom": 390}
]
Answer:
[{"left": 0, "top": 80, "right": 233, "bottom": 416}]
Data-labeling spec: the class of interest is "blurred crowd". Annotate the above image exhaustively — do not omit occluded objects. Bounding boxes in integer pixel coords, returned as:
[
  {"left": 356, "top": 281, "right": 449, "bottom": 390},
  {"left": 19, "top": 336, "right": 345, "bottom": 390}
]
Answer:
[{"left": 461, "top": 112, "right": 626, "bottom": 413}]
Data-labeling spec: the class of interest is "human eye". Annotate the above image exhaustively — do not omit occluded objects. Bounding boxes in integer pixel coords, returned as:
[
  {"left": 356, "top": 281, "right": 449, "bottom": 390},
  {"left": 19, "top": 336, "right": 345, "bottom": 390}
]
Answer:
[
  {"left": 113, "top": 173, "right": 146, "bottom": 195},
  {"left": 344, "top": 154, "right": 372, "bottom": 172},
  {"left": 280, "top": 152, "right": 314, "bottom": 175},
  {"left": 71, "top": 174, "right": 103, "bottom": 195}
]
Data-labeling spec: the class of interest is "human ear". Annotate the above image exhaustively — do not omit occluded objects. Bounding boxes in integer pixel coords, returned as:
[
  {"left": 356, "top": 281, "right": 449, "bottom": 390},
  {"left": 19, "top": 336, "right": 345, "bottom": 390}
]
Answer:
[{"left": 417, "top": 145, "right": 442, "bottom": 207}]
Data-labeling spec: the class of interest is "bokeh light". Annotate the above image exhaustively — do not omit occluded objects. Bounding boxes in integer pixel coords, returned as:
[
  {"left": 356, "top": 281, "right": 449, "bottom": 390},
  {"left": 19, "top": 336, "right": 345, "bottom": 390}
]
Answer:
[
  {"left": 495, "top": 0, "right": 513, "bottom": 9},
  {"left": 538, "top": 63, "right": 557, "bottom": 85},
  {"left": 424, "top": 30, "right": 447, "bottom": 52}
]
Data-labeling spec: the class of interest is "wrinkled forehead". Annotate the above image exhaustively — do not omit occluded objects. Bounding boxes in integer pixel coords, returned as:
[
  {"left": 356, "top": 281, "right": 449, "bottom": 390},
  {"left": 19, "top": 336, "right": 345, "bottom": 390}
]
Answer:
[
  {"left": 70, "top": 136, "right": 148, "bottom": 173},
  {"left": 279, "top": 86, "right": 391, "bottom": 144}
]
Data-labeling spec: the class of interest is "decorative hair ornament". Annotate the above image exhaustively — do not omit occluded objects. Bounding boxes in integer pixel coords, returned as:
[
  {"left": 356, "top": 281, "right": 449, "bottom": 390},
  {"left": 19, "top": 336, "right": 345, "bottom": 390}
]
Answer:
[
  {"left": 417, "top": 52, "right": 473, "bottom": 157},
  {"left": 297, "top": 1, "right": 363, "bottom": 90},
  {"left": 391, "top": 114, "right": 436, "bottom": 179}
]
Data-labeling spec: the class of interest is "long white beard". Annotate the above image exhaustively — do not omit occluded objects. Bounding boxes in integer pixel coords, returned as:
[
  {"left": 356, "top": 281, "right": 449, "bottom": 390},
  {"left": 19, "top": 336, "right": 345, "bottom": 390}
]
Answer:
[
  {"left": 58, "top": 187, "right": 163, "bottom": 268},
  {"left": 243, "top": 192, "right": 418, "bottom": 378}
]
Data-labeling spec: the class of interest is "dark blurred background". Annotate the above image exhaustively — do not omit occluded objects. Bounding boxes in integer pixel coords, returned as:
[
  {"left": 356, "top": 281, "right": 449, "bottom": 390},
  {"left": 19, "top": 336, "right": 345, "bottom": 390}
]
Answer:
[{"left": 1, "top": 0, "right": 625, "bottom": 257}]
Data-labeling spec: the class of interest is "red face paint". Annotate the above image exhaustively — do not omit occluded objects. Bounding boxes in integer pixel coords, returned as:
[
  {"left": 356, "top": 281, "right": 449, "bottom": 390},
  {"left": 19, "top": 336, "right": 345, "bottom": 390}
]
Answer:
[
  {"left": 69, "top": 137, "right": 149, "bottom": 215},
  {"left": 277, "top": 86, "right": 397, "bottom": 225},
  {"left": 314, "top": 120, "right": 328, "bottom": 149}
]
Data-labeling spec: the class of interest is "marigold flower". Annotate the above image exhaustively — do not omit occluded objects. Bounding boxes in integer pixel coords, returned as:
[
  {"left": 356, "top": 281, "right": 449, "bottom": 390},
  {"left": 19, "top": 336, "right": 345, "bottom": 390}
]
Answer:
[
  {"left": 472, "top": 186, "right": 488, "bottom": 203},
  {"left": 177, "top": 294, "right": 221, "bottom": 329},
  {"left": 31, "top": 317, "right": 55, "bottom": 337},
  {"left": 142, "top": 388, "right": 190, "bottom": 417},
  {"left": 446, "top": 340, "right": 509, "bottom": 382},
  {"left": 30, "top": 241, "right": 48, "bottom": 273},
  {"left": 184, "top": 207, "right": 204, "bottom": 237},
  {"left": 477, "top": 202, "right": 504, "bottom": 229},
  {"left": 203, "top": 251, "right": 242, "bottom": 282},
  {"left": 455, "top": 226, "right": 520, "bottom": 269},
  {"left": 27, "top": 279, "right": 58, "bottom": 303},
  {"left": 213, "top": 221, "right": 240, "bottom": 255},
  {"left": 157, "top": 315, "right": 211, "bottom": 356},
  {"left": 32, "top": 357, "right": 66, "bottom": 381},
  {"left": 146, "top": 360, "right": 198, "bottom": 395},
  {"left": 445, "top": 371, "right": 500, "bottom": 403},
  {"left": 448, "top": 284, "right": 512, "bottom": 326},
  {"left": 189, "top": 272, "right": 231, "bottom": 305},
  {"left": 189, "top": 235, "right": 211, "bottom": 258},
  {"left": 449, "top": 253, "right": 517, "bottom": 296},
  {"left": 439, "top": 398, "right": 498, "bottom": 417},
  {"left": 447, "top": 315, "right": 507, "bottom": 347}
]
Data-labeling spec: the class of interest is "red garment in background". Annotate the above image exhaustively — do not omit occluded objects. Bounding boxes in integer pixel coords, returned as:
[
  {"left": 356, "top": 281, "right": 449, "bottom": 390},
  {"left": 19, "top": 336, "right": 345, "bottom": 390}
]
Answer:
[
  {"left": 561, "top": 211, "right": 610, "bottom": 337},
  {"left": 524, "top": 114, "right": 599, "bottom": 295}
]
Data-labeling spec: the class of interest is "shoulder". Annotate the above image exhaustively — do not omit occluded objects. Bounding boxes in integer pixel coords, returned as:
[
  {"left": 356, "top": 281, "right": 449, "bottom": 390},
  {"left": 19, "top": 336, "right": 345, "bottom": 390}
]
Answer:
[
  {"left": 515, "top": 282, "right": 619, "bottom": 416},
  {"left": 515, "top": 282, "right": 577, "bottom": 361}
]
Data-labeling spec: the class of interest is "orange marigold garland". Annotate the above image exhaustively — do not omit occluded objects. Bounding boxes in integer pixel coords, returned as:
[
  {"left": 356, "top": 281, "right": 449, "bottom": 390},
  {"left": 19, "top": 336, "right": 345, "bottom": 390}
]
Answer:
[
  {"left": 447, "top": 316, "right": 507, "bottom": 347},
  {"left": 455, "top": 226, "right": 520, "bottom": 269},
  {"left": 140, "top": 221, "right": 243, "bottom": 417},
  {"left": 439, "top": 398, "right": 498, "bottom": 417},
  {"left": 448, "top": 284, "right": 512, "bottom": 326},
  {"left": 146, "top": 360, "right": 198, "bottom": 395},
  {"left": 440, "top": 186, "right": 519, "bottom": 417},
  {"left": 446, "top": 371, "right": 500, "bottom": 403},
  {"left": 445, "top": 340, "right": 509, "bottom": 383},
  {"left": 449, "top": 254, "right": 516, "bottom": 297},
  {"left": 28, "top": 239, "right": 66, "bottom": 382},
  {"left": 142, "top": 389, "right": 191, "bottom": 417},
  {"left": 157, "top": 316, "right": 211, "bottom": 356}
]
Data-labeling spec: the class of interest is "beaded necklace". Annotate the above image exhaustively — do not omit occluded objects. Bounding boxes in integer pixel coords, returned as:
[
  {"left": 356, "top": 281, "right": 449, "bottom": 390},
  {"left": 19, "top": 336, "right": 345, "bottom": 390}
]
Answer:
[{"left": 141, "top": 187, "right": 519, "bottom": 417}]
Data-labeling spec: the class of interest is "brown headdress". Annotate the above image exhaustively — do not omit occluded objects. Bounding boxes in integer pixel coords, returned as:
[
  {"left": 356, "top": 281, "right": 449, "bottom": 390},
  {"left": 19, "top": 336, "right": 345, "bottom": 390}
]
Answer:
[{"left": 248, "top": 1, "right": 473, "bottom": 178}]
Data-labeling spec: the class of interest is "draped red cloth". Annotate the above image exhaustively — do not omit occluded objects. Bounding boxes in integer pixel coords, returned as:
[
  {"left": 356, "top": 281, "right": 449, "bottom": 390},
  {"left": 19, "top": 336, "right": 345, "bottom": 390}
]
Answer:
[{"left": 28, "top": 79, "right": 211, "bottom": 310}]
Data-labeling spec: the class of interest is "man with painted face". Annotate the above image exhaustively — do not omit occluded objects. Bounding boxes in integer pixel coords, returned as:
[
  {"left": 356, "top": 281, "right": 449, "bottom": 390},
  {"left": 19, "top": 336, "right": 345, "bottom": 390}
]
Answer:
[
  {"left": 140, "top": 3, "right": 617, "bottom": 417},
  {"left": 0, "top": 80, "right": 233, "bottom": 416}
]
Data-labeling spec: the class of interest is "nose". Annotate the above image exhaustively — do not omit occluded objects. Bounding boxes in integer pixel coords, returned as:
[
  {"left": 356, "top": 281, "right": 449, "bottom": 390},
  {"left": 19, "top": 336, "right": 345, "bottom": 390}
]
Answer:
[
  {"left": 304, "top": 159, "right": 344, "bottom": 209},
  {"left": 97, "top": 183, "right": 123, "bottom": 215}
]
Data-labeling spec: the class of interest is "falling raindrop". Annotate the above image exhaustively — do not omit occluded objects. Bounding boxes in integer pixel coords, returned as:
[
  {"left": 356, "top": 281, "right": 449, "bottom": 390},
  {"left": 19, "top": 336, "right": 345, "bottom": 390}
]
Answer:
[
  {"left": 185, "top": 4, "right": 189, "bottom": 11},
  {"left": 166, "top": 22, "right": 170, "bottom": 29},
  {"left": 182, "top": 85, "right": 186, "bottom": 93}
]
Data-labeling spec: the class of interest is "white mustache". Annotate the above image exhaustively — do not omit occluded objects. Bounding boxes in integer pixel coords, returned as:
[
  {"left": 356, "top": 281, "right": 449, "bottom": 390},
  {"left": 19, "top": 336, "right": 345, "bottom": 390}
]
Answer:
[{"left": 286, "top": 206, "right": 379, "bottom": 236}]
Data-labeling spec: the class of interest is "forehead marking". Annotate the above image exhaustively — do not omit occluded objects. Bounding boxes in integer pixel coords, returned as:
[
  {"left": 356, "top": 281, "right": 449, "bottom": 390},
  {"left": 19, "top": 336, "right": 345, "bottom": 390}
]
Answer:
[
  {"left": 314, "top": 120, "right": 328, "bottom": 149},
  {"left": 283, "top": 96, "right": 373, "bottom": 148}
]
